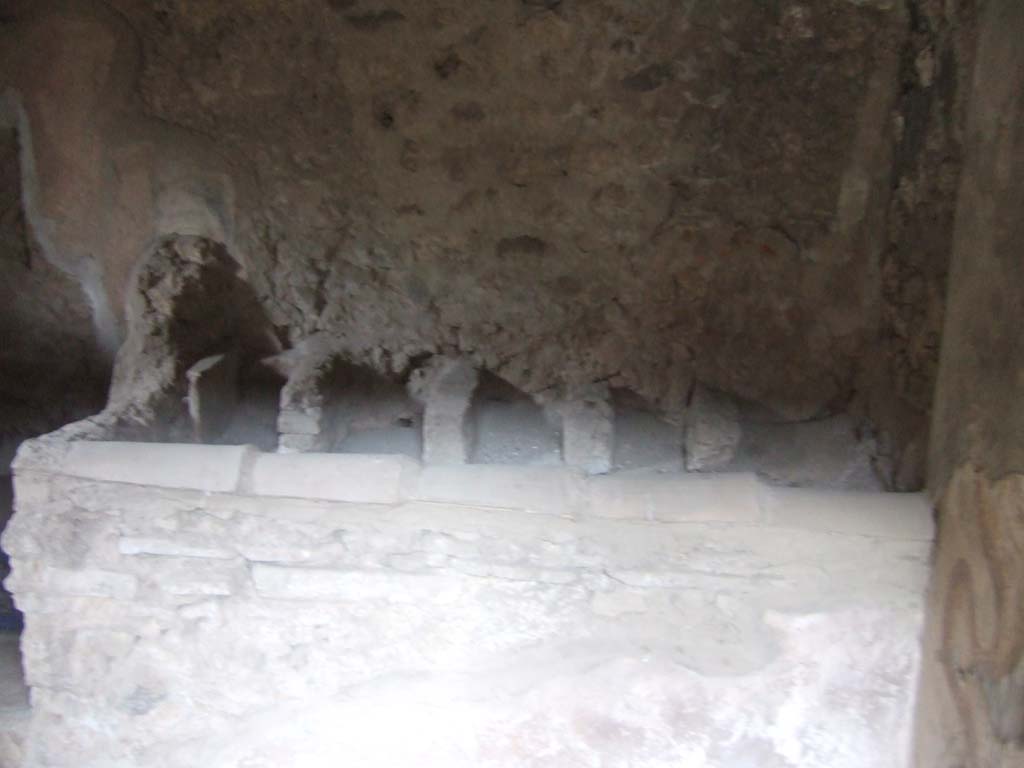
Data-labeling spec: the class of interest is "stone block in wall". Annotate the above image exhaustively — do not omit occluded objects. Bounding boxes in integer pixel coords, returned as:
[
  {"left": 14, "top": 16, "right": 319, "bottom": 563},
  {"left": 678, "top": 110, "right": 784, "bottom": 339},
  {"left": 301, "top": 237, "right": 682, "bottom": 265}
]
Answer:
[
  {"left": 244, "top": 452, "right": 417, "bottom": 504},
  {"left": 251, "top": 564, "right": 456, "bottom": 601},
  {"left": 235, "top": 544, "right": 316, "bottom": 564},
  {"left": 277, "top": 432, "right": 323, "bottom": 453},
  {"left": 589, "top": 589, "right": 649, "bottom": 617},
  {"left": 587, "top": 470, "right": 764, "bottom": 523},
  {"left": 162, "top": 574, "right": 234, "bottom": 597},
  {"left": 276, "top": 348, "right": 339, "bottom": 453},
  {"left": 555, "top": 385, "right": 614, "bottom": 475},
  {"left": 763, "top": 487, "right": 934, "bottom": 540},
  {"left": 415, "top": 464, "right": 586, "bottom": 516},
  {"left": 277, "top": 407, "right": 324, "bottom": 436},
  {"left": 185, "top": 351, "right": 239, "bottom": 443},
  {"left": 30, "top": 566, "right": 137, "bottom": 600},
  {"left": 408, "top": 356, "right": 478, "bottom": 465},
  {"left": 2, "top": 503, "right": 119, "bottom": 571},
  {"left": 685, "top": 384, "right": 742, "bottom": 471},
  {"left": 118, "top": 536, "right": 235, "bottom": 560},
  {"left": 58, "top": 441, "right": 252, "bottom": 493},
  {"left": 448, "top": 559, "right": 579, "bottom": 584},
  {"left": 146, "top": 558, "right": 238, "bottom": 597},
  {"left": 386, "top": 551, "right": 451, "bottom": 572},
  {"left": 0, "top": 501, "right": 59, "bottom": 559},
  {"left": 11, "top": 469, "right": 51, "bottom": 505}
]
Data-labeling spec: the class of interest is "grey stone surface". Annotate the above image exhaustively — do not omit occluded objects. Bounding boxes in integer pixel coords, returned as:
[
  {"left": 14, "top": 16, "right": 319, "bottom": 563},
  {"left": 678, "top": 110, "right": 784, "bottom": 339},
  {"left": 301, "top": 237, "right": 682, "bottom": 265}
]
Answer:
[
  {"left": 27, "top": 566, "right": 137, "bottom": 600},
  {"left": 557, "top": 386, "right": 615, "bottom": 475},
  {"left": 587, "top": 470, "right": 764, "bottom": 523},
  {"left": 277, "top": 349, "right": 338, "bottom": 453},
  {"left": 60, "top": 441, "right": 253, "bottom": 493},
  {"left": 685, "top": 384, "right": 742, "bottom": 471},
  {"left": 415, "top": 464, "right": 586, "bottom": 516},
  {"left": 766, "top": 487, "right": 934, "bottom": 541},
  {"left": 245, "top": 452, "right": 417, "bottom": 504},
  {"left": 0, "top": 632, "right": 29, "bottom": 768},
  {"left": 732, "top": 414, "right": 883, "bottom": 491},
  {"left": 0, "top": 634, "right": 27, "bottom": 713},
  {"left": 408, "top": 356, "right": 478, "bottom": 465},
  {"left": 0, "top": 0, "right": 960, "bottom": 483}
]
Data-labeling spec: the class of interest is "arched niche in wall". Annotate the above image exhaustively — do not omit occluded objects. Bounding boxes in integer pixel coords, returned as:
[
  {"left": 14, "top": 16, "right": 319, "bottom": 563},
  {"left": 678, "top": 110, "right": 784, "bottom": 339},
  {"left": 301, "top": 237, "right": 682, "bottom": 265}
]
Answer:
[
  {"left": 469, "top": 370, "right": 560, "bottom": 465},
  {"left": 104, "top": 234, "right": 282, "bottom": 447},
  {"left": 324, "top": 360, "right": 423, "bottom": 458}
]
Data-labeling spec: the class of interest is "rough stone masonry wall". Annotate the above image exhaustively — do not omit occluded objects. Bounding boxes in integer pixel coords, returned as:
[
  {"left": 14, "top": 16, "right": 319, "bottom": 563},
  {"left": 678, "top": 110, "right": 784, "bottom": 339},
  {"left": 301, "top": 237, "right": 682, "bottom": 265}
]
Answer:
[
  {"left": 911, "top": 1, "right": 1024, "bottom": 765},
  {"left": 3, "top": 439, "right": 933, "bottom": 768},
  {"left": 0, "top": 0, "right": 979, "bottom": 487}
]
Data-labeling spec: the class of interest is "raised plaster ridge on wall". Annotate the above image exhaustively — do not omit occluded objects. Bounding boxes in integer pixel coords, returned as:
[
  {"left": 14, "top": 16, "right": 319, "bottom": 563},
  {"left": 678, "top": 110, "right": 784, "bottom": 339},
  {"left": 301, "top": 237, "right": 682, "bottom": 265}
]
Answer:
[
  {"left": 0, "top": 88, "right": 119, "bottom": 358},
  {"left": 15, "top": 438, "right": 936, "bottom": 541}
]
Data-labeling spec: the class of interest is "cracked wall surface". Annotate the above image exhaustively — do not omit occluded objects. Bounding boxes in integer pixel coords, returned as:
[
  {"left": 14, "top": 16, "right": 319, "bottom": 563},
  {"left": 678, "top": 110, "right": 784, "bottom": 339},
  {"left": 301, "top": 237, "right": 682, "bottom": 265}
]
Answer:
[{"left": 0, "top": 0, "right": 978, "bottom": 488}]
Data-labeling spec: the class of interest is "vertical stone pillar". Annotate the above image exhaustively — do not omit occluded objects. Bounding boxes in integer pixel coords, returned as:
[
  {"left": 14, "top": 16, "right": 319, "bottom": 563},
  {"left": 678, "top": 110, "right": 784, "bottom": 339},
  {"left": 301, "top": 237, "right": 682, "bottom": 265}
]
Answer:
[
  {"left": 277, "top": 355, "right": 339, "bottom": 453},
  {"left": 408, "top": 356, "right": 478, "bottom": 465},
  {"left": 185, "top": 351, "right": 238, "bottom": 443},
  {"left": 685, "top": 384, "right": 742, "bottom": 472},
  {"left": 556, "top": 384, "right": 614, "bottom": 475}
]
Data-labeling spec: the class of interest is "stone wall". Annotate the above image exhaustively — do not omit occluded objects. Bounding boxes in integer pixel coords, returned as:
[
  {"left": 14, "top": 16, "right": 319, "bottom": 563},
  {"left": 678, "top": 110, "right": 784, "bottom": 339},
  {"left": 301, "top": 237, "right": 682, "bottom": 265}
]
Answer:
[
  {"left": 912, "top": 1, "right": 1024, "bottom": 765},
  {"left": 0, "top": 1, "right": 974, "bottom": 485},
  {"left": 3, "top": 439, "right": 933, "bottom": 768}
]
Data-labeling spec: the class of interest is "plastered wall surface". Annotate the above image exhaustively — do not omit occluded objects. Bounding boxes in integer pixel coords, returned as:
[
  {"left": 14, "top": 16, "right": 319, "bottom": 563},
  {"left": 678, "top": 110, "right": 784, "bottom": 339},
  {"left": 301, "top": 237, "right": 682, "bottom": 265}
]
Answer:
[{"left": 4, "top": 440, "right": 933, "bottom": 768}]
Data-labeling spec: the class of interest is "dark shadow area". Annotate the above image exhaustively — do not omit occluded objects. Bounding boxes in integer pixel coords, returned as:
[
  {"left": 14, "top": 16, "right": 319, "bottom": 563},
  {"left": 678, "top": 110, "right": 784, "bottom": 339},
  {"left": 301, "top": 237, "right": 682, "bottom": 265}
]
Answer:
[
  {"left": 610, "top": 388, "right": 685, "bottom": 472},
  {"left": 0, "top": 476, "right": 19, "bottom": 632},
  {"left": 470, "top": 371, "right": 559, "bottom": 465},
  {"left": 0, "top": 123, "right": 109, "bottom": 636},
  {"left": 101, "top": 235, "right": 280, "bottom": 445},
  {"left": 217, "top": 363, "right": 287, "bottom": 452},
  {"left": 328, "top": 362, "right": 422, "bottom": 458}
]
